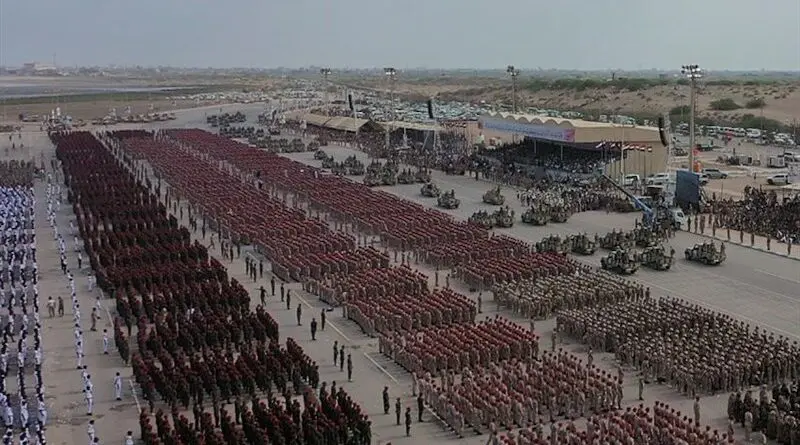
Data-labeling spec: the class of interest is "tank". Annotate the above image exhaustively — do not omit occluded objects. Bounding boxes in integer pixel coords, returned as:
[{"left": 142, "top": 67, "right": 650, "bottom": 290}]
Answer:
[
  {"left": 397, "top": 169, "right": 416, "bottom": 184},
  {"left": 492, "top": 207, "right": 515, "bottom": 228},
  {"left": 469, "top": 210, "right": 495, "bottom": 229},
  {"left": 437, "top": 190, "right": 461, "bottom": 209}
]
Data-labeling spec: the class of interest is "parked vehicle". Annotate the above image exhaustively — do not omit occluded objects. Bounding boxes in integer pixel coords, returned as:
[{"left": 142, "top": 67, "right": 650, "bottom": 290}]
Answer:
[
  {"left": 701, "top": 168, "right": 728, "bottom": 179},
  {"left": 767, "top": 173, "right": 791, "bottom": 186}
]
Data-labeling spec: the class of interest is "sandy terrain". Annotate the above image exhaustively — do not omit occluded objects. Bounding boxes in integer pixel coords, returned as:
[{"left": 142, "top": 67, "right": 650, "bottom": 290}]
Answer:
[{"left": 348, "top": 77, "right": 800, "bottom": 124}]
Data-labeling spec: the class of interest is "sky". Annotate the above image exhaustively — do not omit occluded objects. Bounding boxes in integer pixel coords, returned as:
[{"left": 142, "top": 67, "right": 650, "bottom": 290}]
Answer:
[{"left": 1, "top": 0, "right": 799, "bottom": 71}]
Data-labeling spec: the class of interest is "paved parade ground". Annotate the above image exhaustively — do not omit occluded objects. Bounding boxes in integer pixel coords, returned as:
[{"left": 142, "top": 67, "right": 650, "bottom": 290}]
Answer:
[{"left": 3, "top": 111, "right": 798, "bottom": 445}]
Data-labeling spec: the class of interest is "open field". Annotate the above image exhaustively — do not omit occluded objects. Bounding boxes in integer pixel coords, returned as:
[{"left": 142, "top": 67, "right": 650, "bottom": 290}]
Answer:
[{"left": 344, "top": 75, "right": 800, "bottom": 126}]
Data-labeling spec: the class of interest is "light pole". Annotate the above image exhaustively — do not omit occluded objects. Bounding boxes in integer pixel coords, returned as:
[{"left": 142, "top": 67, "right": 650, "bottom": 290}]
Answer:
[
  {"left": 320, "top": 68, "right": 332, "bottom": 115},
  {"left": 681, "top": 64, "right": 702, "bottom": 172},
  {"left": 384, "top": 67, "right": 397, "bottom": 151},
  {"left": 506, "top": 65, "right": 520, "bottom": 113}
]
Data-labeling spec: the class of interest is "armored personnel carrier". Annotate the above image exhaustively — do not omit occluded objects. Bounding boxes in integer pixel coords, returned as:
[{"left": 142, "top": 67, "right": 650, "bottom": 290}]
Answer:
[
  {"left": 638, "top": 245, "right": 674, "bottom": 271},
  {"left": 343, "top": 156, "right": 365, "bottom": 175},
  {"left": 414, "top": 168, "right": 432, "bottom": 183},
  {"left": 601, "top": 249, "right": 639, "bottom": 275},
  {"left": 420, "top": 183, "right": 441, "bottom": 198},
  {"left": 566, "top": 233, "right": 597, "bottom": 255},
  {"left": 331, "top": 163, "right": 347, "bottom": 176},
  {"left": 381, "top": 170, "right": 397, "bottom": 186},
  {"left": 469, "top": 210, "right": 495, "bottom": 229},
  {"left": 321, "top": 155, "right": 336, "bottom": 169},
  {"left": 313, "top": 149, "right": 328, "bottom": 160},
  {"left": 685, "top": 242, "right": 726, "bottom": 266},
  {"left": 482, "top": 186, "right": 506, "bottom": 206},
  {"left": 598, "top": 230, "right": 635, "bottom": 251},
  {"left": 437, "top": 190, "right": 461, "bottom": 209},
  {"left": 521, "top": 206, "right": 549, "bottom": 225},
  {"left": 492, "top": 207, "right": 515, "bottom": 228},
  {"left": 535, "top": 235, "right": 569, "bottom": 254},
  {"left": 397, "top": 169, "right": 416, "bottom": 184},
  {"left": 633, "top": 226, "right": 661, "bottom": 248},
  {"left": 363, "top": 172, "right": 382, "bottom": 187}
]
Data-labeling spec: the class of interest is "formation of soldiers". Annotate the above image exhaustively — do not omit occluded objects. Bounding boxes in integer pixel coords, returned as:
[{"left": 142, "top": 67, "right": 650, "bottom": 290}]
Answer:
[
  {"left": 416, "top": 235, "right": 530, "bottom": 269},
  {"left": 728, "top": 381, "right": 800, "bottom": 444},
  {"left": 558, "top": 297, "right": 800, "bottom": 396},
  {"left": 0, "top": 182, "right": 46, "bottom": 445},
  {"left": 420, "top": 350, "right": 622, "bottom": 434},
  {"left": 497, "top": 402, "right": 737, "bottom": 445},
  {"left": 54, "top": 132, "right": 372, "bottom": 445},
  {"left": 94, "top": 128, "right": 796, "bottom": 445},
  {"left": 492, "top": 266, "right": 644, "bottom": 319}
]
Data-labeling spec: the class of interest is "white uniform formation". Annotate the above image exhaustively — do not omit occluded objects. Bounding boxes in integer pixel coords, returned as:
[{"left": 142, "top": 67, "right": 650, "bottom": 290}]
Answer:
[
  {"left": 0, "top": 186, "right": 45, "bottom": 445},
  {"left": 46, "top": 179, "right": 103, "bottom": 445}
]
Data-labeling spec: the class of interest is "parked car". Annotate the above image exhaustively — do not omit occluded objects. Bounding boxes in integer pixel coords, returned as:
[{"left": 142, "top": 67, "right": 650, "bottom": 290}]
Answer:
[
  {"left": 767, "top": 173, "right": 791, "bottom": 186},
  {"left": 701, "top": 168, "right": 728, "bottom": 179}
]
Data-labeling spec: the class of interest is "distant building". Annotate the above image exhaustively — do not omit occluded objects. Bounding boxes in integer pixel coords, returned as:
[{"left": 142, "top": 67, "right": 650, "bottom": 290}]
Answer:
[{"left": 20, "top": 62, "right": 58, "bottom": 76}]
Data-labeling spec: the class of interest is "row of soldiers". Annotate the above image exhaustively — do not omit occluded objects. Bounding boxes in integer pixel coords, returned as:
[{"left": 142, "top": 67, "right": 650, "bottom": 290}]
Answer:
[
  {"left": 492, "top": 266, "right": 644, "bottom": 319},
  {"left": 557, "top": 297, "right": 800, "bottom": 395}
]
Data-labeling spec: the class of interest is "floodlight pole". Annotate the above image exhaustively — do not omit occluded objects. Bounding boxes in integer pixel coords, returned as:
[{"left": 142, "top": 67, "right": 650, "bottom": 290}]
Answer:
[
  {"left": 506, "top": 65, "right": 520, "bottom": 113},
  {"left": 320, "top": 68, "right": 332, "bottom": 116},
  {"left": 682, "top": 64, "right": 702, "bottom": 172},
  {"left": 384, "top": 67, "right": 397, "bottom": 152}
]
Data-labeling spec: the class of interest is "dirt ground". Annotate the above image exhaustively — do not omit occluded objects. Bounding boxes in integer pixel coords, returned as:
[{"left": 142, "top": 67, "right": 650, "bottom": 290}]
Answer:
[
  {"left": 0, "top": 99, "right": 204, "bottom": 123},
  {"left": 351, "top": 77, "right": 800, "bottom": 124}
]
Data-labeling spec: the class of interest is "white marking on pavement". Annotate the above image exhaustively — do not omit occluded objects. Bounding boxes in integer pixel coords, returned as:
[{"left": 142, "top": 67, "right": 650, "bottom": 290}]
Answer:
[
  {"left": 293, "top": 291, "right": 352, "bottom": 342},
  {"left": 755, "top": 269, "right": 800, "bottom": 285},
  {"left": 129, "top": 379, "right": 142, "bottom": 414},
  {"left": 363, "top": 352, "right": 399, "bottom": 384}
]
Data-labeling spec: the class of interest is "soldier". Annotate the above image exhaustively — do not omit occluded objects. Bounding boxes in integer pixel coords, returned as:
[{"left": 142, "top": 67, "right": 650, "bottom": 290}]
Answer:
[
  {"left": 339, "top": 345, "right": 345, "bottom": 371},
  {"left": 333, "top": 341, "right": 339, "bottom": 364},
  {"left": 310, "top": 317, "right": 317, "bottom": 341},
  {"left": 395, "top": 398, "right": 402, "bottom": 425},
  {"left": 744, "top": 410, "right": 754, "bottom": 442},
  {"left": 286, "top": 289, "right": 292, "bottom": 310},
  {"left": 638, "top": 377, "right": 644, "bottom": 401},
  {"left": 280, "top": 282, "right": 285, "bottom": 301},
  {"left": 551, "top": 329, "right": 557, "bottom": 352},
  {"left": 296, "top": 303, "right": 303, "bottom": 326},
  {"left": 405, "top": 406, "right": 412, "bottom": 436},
  {"left": 417, "top": 393, "right": 424, "bottom": 422},
  {"left": 383, "top": 387, "right": 390, "bottom": 415},
  {"left": 271, "top": 277, "right": 276, "bottom": 297},
  {"left": 346, "top": 354, "right": 353, "bottom": 381},
  {"left": 477, "top": 292, "right": 483, "bottom": 313},
  {"left": 259, "top": 286, "right": 266, "bottom": 305},
  {"left": 694, "top": 396, "right": 701, "bottom": 425},
  {"left": 320, "top": 309, "right": 326, "bottom": 331}
]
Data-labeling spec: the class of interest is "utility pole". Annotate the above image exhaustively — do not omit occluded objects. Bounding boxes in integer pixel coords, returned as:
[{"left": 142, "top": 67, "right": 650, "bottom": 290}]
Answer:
[
  {"left": 506, "top": 65, "right": 520, "bottom": 113},
  {"left": 320, "top": 68, "right": 332, "bottom": 115},
  {"left": 681, "top": 64, "right": 702, "bottom": 172},
  {"left": 383, "top": 67, "right": 397, "bottom": 152}
]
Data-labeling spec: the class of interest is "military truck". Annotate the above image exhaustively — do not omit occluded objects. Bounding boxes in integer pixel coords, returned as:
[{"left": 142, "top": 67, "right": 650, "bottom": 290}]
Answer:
[
  {"left": 638, "top": 245, "right": 675, "bottom": 271},
  {"left": 633, "top": 226, "right": 661, "bottom": 248},
  {"left": 521, "top": 206, "right": 549, "bottom": 225},
  {"left": 321, "top": 155, "right": 336, "bottom": 169},
  {"left": 492, "top": 207, "right": 515, "bottom": 228},
  {"left": 331, "top": 163, "right": 347, "bottom": 176},
  {"left": 600, "top": 249, "right": 639, "bottom": 275},
  {"left": 685, "top": 242, "right": 726, "bottom": 266},
  {"left": 482, "top": 186, "right": 505, "bottom": 205},
  {"left": 598, "top": 230, "right": 635, "bottom": 251},
  {"left": 420, "top": 183, "right": 441, "bottom": 198},
  {"left": 437, "top": 190, "right": 460, "bottom": 209},
  {"left": 566, "top": 233, "right": 597, "bottom": 255},
  {"left": 469, "top": 210, "right": 495, "bottom": 229}
]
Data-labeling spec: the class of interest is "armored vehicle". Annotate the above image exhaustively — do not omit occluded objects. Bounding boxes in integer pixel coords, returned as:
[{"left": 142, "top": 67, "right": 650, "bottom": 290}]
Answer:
[
  {"left": 633, "top": 226, "right": 661, "bottom": 248},
  {"left": 521, "top": 206, "right": 549, "bottom": 225},
  {"left": 685, "top": 242, "right": 726, "bottom": 266},
  {"left": 343, "top": 156, "right": 365, "bottom": 175},
  {"left": 535, "top": 235, "right": 570, "bottom": 254},
  {"left": 414, "top": 168, "right": 432, "bottom": 183},
  {"left": 381, "top": 170, "right": 397, "bottom": 186},
  {"left": 363, "top": 172, "right": 382, "bottom": 187},
  {"left": 437, "top": 190, "right": 461, "bottom": 209},
  {"left": 482, "top": 186, "right": 506, "bottom": 206},
  {"left": 601, "top": 249, "right": 639, "bottom": 275},
  {"left": 321, "top": 156, "right": 336, "bottom": 169},
  {"left": 420, "top": 183, "right": 441, "bottom": 198},
  {"left": 331, "top": 163, "right": 347, "bottom": 176},
  {"left": 566, "top": 233, "right": 597, "bottom": 255},
  {"left": 397, "top": 169, "right": 416, "bottom": 184},
  {"left": 638, "top": 245, "right": 675, "bottom": 271},
  {"left": 598, "top": 230, "right": 635, "bottom": 251},
  {"left": 550, "top": 209, "right": 571, "bottom": 223},
  {"left": 492, "top": 207, "right": 515, "bottom": 228},
  {"left": 469, "top": 210, "right": 495, "bottom": 229},
  {"left": 313, "top": 149, "right": 328, "bottom": 160}
]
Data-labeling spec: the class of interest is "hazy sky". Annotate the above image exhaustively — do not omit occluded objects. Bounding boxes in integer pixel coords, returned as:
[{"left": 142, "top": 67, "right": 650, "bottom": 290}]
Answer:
[{"left": 1, "top": 0, "right": 799, "bottom": 70}]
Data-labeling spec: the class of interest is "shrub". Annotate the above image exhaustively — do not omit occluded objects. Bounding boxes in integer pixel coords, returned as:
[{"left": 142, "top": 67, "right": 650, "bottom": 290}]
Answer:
[
  {"left": 669, "top": 105, "right": 691, "bottom": 116},
  {"left": 745, "top": 98, "right": 766, "bottom": 109},
  {"left": 709, "top": 98, "right": 741, "bottom": 111}
]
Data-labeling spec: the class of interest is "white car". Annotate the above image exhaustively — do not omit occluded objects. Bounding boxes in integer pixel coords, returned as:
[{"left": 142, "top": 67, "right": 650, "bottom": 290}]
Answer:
[
  {"left": 767, "top": 173, "right": 791, "bottom": 186},
  {"left": 647, "top": 173, "right": 671, "bottom": 186}
]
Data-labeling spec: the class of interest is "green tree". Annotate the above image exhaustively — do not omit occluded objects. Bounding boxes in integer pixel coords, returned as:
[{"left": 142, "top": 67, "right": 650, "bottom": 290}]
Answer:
[
  {"left": 709, "top": 98, "right": 741, "bottom": 111},
  {"left": 744, "top": 98, "right": 766, "bottom": 109}
]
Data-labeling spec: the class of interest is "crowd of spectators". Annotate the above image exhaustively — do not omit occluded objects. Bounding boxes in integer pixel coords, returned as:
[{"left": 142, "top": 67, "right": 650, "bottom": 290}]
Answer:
[{"left": 712, "top": 186, "right": 800, "bottom": 245}]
